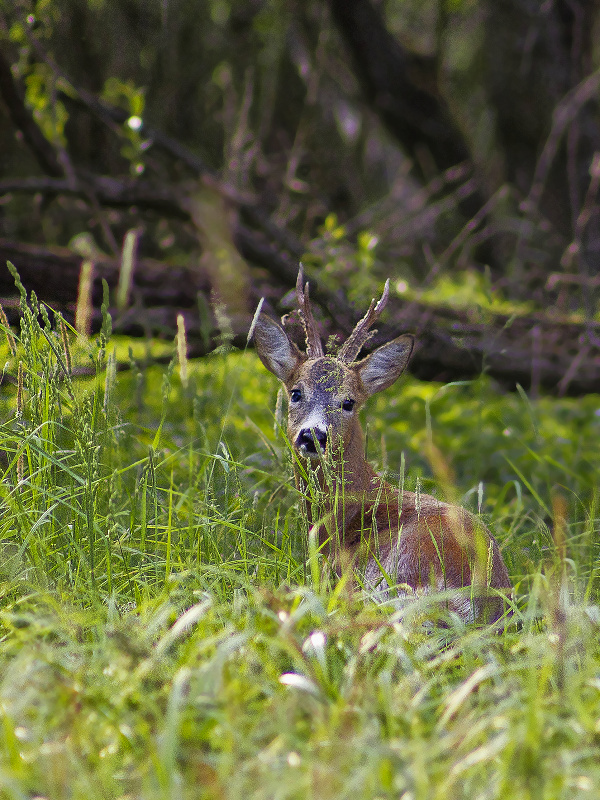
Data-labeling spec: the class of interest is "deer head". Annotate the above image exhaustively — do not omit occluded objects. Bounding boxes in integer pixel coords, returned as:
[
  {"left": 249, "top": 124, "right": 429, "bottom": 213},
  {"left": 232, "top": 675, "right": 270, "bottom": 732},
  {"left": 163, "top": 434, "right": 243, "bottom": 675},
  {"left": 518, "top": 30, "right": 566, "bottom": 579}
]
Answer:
[{"left": 253, "top": 269, "right": 414, "bottom": 462}]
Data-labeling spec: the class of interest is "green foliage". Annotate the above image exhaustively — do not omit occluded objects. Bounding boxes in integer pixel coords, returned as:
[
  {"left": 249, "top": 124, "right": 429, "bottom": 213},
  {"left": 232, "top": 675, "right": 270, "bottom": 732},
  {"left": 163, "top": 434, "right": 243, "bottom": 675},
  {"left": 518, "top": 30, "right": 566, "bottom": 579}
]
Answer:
[
  {"left": 101, "top": 76, "right": 148, "bottom": 174},
  {"left": 0, "top": 274, "right": 303, "bottom": 607},
  {"left": 8, "top": 10, "right": 70, "bottom": 146},
  {"left": 412, "top": 270, "right": 535, "bottom": 316},
  {"left": 23, "top": 61, "right": 69, "bottom": 146},
  {"left": 303, "top": 214, "right": 386, "bottom": 307},
  {"left": 0, "top": 275, "right": 599, "bottom": 797}
]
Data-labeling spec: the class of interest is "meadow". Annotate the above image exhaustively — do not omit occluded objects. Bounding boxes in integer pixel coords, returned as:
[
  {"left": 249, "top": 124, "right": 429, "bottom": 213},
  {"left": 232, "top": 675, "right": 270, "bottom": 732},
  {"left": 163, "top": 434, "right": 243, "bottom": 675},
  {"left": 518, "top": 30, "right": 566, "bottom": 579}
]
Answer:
[{"left": 0, "top": 275, "right": 599, "bottom": 800}]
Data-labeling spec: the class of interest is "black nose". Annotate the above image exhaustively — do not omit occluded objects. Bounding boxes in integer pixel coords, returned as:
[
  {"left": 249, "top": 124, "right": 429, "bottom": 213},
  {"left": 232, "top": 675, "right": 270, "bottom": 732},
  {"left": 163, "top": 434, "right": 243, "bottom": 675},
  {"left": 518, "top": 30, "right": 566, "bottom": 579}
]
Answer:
[{"left": 297, "top": 428, "right": 327, "bottom": 453}]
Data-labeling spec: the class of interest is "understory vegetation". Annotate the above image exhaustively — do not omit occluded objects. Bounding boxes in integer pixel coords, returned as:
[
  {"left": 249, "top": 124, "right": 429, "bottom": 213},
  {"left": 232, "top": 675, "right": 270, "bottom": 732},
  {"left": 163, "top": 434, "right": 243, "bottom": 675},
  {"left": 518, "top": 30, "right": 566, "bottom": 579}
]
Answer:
[{"left": 0, "top": 281, "right": 599, "bottom": 800}]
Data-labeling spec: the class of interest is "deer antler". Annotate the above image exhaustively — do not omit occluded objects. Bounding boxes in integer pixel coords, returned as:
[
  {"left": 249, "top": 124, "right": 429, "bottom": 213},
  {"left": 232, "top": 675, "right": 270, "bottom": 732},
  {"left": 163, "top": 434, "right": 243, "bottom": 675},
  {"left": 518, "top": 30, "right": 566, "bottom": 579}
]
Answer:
[
  {"left": 338, "top": 279, "right": 390, "bottom": 363},
  {"left": 296, "top": 266, "right": 324, "bottom": 358}
]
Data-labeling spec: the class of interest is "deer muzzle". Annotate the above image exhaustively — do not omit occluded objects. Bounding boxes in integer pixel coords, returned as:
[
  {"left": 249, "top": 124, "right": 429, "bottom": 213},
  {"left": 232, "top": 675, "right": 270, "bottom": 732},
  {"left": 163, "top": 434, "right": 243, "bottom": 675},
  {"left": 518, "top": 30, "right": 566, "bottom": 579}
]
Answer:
[{"left": 296, "top": 427, "right": 328, "bottom": 456}]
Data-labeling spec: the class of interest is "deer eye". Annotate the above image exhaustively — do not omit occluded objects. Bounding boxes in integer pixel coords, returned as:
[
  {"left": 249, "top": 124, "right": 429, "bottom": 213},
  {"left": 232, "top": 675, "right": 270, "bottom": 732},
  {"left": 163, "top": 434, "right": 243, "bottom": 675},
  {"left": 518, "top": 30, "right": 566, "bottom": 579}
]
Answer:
[
  {"left": 342, "top": 398, "right": 355, "bottom": 412},
  {"left": 290, "top": 389, "right": 302, "bottom": 403}
]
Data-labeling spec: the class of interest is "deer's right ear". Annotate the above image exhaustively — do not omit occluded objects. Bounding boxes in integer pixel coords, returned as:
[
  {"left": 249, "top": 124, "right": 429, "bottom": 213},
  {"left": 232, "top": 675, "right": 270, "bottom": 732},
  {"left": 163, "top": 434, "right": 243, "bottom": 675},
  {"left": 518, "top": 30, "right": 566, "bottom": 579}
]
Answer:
[
  {"left": 356, "top": 334, "right": 414, "bottom": 396},
  {"left": 253, "top": 314, "right": 301, "bottom": 382}
]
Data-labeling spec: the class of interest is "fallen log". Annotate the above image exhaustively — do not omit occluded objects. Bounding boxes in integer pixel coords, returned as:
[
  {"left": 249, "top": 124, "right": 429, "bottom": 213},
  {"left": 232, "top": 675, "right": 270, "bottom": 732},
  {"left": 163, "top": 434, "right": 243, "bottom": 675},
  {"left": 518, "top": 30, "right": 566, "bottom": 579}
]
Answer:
[{"left": 1, "top": 238, "right": 599, "bottom": 396}]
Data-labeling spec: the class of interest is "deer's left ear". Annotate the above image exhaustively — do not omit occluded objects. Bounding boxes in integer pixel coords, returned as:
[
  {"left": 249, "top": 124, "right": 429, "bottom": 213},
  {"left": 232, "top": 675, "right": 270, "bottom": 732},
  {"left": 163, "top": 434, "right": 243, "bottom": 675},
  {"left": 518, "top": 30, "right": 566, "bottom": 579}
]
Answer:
[{"left": 356, "top": 334, "right": 414, "bottom": 396}]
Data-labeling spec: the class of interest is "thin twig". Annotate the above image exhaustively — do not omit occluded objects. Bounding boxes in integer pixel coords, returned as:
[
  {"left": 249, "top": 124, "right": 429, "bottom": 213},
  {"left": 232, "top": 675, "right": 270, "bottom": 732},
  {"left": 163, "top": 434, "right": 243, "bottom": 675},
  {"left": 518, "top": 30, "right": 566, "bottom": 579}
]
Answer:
[{"left": 526, "top": 69, "right": 600, "bottom": 212}]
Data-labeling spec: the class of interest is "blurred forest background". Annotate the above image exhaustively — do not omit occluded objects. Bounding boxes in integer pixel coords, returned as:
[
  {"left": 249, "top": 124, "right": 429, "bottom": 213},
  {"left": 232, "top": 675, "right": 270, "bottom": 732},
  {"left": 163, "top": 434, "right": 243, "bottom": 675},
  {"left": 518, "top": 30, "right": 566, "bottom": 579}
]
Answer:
[{"left": 1, "top": 0, "right": 600, "bottom": 394}]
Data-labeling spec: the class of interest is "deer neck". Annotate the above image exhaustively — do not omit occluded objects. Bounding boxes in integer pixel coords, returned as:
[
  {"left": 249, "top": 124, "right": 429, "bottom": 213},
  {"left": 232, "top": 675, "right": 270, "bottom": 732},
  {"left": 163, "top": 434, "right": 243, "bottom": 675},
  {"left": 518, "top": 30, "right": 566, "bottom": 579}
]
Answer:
[
  {"left": 294, "top": 420, "right": 379, "bottom": 544},
  {"left": 329, "top": 421, "right": 376, "bottom": 493}
]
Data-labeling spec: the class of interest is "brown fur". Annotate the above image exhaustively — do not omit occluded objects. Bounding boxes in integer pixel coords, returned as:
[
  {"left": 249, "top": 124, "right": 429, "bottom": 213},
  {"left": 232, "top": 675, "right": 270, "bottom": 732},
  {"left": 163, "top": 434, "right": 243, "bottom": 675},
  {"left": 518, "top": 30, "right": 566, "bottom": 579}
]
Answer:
[{"left": 253, "top": 290, "right": 511, "bottom": 624}]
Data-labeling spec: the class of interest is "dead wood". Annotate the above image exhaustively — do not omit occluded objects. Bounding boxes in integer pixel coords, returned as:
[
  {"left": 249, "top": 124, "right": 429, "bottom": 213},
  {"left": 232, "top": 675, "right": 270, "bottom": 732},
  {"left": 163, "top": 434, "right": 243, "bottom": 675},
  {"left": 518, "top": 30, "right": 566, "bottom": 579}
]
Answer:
[{"left": 1, "top": 240, "right": 599, "bottom": 396}]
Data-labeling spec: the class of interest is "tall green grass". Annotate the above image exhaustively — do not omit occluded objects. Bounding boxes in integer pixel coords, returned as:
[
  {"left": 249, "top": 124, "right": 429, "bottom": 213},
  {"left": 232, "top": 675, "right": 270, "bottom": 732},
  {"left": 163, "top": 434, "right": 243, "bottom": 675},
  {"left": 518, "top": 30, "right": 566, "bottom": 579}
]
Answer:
[
  {"left": 0, "top": 270, "right": 308, "bottom": 608},
  {"left": 0, "top": 272, "right": 598, "bottom": 798}
]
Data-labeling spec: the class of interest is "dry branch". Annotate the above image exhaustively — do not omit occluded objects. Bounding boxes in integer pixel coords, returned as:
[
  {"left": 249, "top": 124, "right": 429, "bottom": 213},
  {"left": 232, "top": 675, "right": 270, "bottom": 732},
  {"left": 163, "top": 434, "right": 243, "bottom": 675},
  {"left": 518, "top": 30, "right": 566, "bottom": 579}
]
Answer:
[
  {"left": 1, "top": 240, "right": 599, "bottom": 396},
  {"left": 1, "top": 24, "right": 598, "bottom": 396},
  {"left": 0, "top": 175, "right": 300, "bottom": 290},
  {"left": 0, "top": 50, "right": 64, "bottom": 178}
]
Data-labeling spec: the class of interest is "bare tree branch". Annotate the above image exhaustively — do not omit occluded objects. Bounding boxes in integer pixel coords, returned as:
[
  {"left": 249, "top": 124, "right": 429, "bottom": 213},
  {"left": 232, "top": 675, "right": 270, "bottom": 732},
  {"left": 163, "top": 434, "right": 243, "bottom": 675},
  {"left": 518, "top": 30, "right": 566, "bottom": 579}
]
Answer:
[
  {"left": 0, "top": 174, "right": 302, "bottom": 291},
  {"left": 1, "top": 238, "right": 600, "bottom": 396},
  {"left": 526, "top": 69, "right": 600, "bottom": 212},
  {"left": 327, "top": 0, "right": 471, "bottom": 175},
  {"left": 22, "top": 28, "right": 306, "bottom": 263},
  {"left": 0, "top": 49, "right": 64, "bottom": 177},
  {"left": 326, "top": 0, "right": 496, "bottom": 265},
  {"left": 61, "top": 86, "right": 306, "bottom": 259}
]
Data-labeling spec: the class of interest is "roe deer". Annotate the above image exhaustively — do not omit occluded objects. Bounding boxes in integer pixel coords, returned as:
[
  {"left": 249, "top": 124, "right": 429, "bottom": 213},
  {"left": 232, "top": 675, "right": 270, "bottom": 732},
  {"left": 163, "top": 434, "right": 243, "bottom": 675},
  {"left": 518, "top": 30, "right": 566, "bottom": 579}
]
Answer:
[{"left": 253, "top": 268, "right": 511, "bottom": 623}]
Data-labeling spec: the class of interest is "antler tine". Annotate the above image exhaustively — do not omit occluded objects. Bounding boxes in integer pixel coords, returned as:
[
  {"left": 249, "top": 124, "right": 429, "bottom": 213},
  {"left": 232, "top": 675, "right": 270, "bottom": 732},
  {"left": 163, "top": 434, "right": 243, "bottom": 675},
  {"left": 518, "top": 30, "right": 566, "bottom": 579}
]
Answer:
[
  {"left": 296, "top": 265, "right": 324, "bottom": 358},
  {"left": 338, "top": 279, "right": 390, "bottom": 363}
]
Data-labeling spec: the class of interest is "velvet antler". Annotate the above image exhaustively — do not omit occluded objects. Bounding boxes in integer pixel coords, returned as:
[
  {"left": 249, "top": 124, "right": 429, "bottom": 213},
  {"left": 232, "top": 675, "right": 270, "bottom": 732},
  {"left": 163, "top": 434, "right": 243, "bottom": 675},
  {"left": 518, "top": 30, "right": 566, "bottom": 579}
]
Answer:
[
  {"left": 338, "top": 279, "right": 390, "bottom": 363},
  {"left": 295, "top": 266, "right": 324, "bottom": 359}
]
